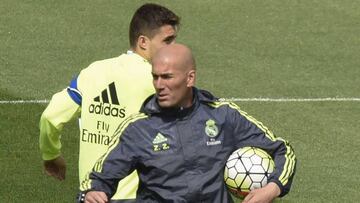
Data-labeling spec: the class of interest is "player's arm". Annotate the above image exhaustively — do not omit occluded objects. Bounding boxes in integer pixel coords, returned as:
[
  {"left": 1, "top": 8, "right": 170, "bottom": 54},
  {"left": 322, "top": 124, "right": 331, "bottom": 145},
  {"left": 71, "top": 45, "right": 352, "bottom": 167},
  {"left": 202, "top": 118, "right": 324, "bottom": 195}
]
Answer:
[
  {"left": 39, "top": 76, "right": 82, "bottom": 180},
  {"left": 227, "top": 102, "right": 296, "bottom": 198}
]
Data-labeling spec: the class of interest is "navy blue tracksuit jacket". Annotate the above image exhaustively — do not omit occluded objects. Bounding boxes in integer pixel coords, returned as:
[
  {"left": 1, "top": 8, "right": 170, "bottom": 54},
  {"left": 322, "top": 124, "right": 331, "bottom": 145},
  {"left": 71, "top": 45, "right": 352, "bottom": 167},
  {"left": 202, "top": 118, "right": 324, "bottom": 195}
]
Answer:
[{"left": 84, "top": 88, "right": 296, "bottom": 202}]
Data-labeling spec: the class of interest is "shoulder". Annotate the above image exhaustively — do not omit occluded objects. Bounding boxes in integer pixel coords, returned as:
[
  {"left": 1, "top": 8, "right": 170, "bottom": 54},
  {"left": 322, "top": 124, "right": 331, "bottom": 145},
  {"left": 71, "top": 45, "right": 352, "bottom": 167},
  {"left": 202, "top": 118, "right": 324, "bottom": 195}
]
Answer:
[
  {"left": 209, "top": 100, "right": 239, "bottom": 108},
  {"left": 204, "top": 100, "right": 234, "bottom": 110},
  {"left": 81, "top": 55, "right": 123, "bottom": 74},
  {"left": 75, "top": 54, "right": 127, "bottom": 85},
  {"left": 203, "top": 100, "right": 245, "bottom": 120}
]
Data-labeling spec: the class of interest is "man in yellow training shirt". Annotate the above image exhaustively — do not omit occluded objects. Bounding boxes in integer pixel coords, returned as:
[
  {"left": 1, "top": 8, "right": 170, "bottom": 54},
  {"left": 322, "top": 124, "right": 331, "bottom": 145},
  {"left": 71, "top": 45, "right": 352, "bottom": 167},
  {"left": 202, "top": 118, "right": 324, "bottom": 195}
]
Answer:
[{"left": 39, "top": 3, "right": 180, "bottom": 202}]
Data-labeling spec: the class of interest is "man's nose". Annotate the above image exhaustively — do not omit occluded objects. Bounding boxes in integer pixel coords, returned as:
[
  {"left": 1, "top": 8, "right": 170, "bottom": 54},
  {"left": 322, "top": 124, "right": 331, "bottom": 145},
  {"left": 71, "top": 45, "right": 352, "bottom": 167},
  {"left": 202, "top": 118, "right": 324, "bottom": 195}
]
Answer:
[{"left": 154, "top": 78, "right": 164, "bottom": 90}]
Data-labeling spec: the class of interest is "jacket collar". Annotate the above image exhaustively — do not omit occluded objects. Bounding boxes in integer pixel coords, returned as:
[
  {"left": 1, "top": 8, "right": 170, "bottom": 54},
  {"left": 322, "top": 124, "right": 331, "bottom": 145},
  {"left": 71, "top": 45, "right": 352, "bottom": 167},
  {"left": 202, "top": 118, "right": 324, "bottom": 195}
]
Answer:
[{"left": 140, "top": 87, "right": 218, "bottom": 117}]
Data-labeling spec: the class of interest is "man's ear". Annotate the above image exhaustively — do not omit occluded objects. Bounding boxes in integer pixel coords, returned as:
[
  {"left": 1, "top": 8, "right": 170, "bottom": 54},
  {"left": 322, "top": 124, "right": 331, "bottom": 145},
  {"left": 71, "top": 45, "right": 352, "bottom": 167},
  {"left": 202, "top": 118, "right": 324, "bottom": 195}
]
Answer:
[
  {"left": 187, "top": 70, "right": 196, "bottom": 87},
  {"left": 137, "top": 35, "right": 149, "bottom": 50}
]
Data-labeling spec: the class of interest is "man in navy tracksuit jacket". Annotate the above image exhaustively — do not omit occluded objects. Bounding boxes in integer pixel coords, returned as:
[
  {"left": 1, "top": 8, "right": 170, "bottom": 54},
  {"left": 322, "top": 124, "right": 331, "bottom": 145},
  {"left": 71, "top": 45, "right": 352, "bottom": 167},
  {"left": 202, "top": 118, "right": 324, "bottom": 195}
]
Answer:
[{"left": 82, "top": 44, "right": 296, "bottom": 203}]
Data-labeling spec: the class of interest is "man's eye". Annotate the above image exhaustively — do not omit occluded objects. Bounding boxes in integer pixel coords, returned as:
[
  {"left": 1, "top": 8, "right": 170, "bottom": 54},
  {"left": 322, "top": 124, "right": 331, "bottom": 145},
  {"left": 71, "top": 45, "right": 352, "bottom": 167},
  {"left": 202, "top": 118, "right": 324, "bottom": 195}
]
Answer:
[
  {"left": 163, "top": 75, "right": 172, "bottom": 79},
  {"left": 164, "top": 36, "right": 175, "bottom": 44},
  {"left": 165, "top": 39, "right": 172, "bottom": 44}
]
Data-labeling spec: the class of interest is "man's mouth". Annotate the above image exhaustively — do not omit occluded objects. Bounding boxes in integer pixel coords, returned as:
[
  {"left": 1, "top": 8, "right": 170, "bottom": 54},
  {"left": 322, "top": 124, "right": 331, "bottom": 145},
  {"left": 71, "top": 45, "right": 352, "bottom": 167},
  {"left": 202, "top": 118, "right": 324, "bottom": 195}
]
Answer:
[{"left": 157, "top": 93, "right": 168, "bottom": 100}]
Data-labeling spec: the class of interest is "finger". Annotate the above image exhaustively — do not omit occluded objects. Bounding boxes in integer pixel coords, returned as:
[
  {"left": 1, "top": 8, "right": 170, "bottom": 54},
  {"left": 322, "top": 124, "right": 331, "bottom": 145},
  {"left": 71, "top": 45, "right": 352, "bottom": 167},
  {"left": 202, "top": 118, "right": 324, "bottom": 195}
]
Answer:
[
  {"left": 44, "top": 168, "right": 63, "bottom": 181},
  {"left": 86, "top": 192, "right": 108, "bottom": 203},
  {"left": 59, "top": 167, "right": 66, "bottom": 180},
  {"left": 98, "top": 192, "right": 108, "bottom": 202},
  {"left": 44, "top": 168, "right": 57, "bottom": 178},
  {"left": 85, "top": 193, "right": 97, "bottom": 203},
  {"left": 84, "top": 195, "right": 96, "bottom": 203},
  {"left": 44, "top": 168, "right": 52, "bottom": 176},
  {"left": 243, "top": 192, "right": 254, "bottom": 203},
  {"left": 51, "top": 172, "right": 63, "bottom": 181}
]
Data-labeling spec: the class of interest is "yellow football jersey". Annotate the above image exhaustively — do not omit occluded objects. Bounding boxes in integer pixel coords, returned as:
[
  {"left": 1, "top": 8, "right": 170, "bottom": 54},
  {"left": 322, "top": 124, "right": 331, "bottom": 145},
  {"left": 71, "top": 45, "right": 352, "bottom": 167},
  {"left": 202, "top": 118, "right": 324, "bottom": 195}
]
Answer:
[{"left": 40, "top": 51, "right": 154, "bottom": 200}]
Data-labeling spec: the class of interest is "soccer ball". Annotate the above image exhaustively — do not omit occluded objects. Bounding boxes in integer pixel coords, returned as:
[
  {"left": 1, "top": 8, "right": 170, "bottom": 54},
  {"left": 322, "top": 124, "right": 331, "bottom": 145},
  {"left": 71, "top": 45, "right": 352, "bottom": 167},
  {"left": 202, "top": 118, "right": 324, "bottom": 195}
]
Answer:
[{"left": 224, "top": 146, "right": 275, "bottom": 198}]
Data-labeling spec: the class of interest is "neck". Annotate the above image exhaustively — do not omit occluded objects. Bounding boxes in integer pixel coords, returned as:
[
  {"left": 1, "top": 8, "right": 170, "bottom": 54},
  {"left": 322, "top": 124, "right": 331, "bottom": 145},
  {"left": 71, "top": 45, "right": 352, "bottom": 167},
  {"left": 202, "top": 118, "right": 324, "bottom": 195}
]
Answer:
[
  {"left": 179, "top": 88, "right": 194, "bottom": 109},
  {"left": 158, "top": 91, "right": 196, "bottom": 118},
  {"left": 133, "top": 47, "right": 149, "bottom": 61}
]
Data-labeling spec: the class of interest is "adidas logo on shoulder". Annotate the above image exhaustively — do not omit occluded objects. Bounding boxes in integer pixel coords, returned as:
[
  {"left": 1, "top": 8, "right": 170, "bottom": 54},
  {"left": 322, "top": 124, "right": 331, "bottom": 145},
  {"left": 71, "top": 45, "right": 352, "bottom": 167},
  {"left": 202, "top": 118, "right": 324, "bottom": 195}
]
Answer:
[
  {"left": 152, "top": 133, "right": 168, "bottom": 144},
  {"left": 88, "top": 82, "right": 126, "bottom": 118}
]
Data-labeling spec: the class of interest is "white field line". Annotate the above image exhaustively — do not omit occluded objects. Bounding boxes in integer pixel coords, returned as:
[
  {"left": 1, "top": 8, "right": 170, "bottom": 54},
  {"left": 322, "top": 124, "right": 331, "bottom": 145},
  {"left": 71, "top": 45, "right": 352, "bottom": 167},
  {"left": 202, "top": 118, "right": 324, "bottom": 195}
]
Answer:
[
  {"left": 220, "top": 97, "right": 360, "bottom": 102},
  {"left": 1, "top": 97, "right": 360, "bottom": 104},
  {"left": 0, "top": 99, "right": 49, "bottom": 104}
]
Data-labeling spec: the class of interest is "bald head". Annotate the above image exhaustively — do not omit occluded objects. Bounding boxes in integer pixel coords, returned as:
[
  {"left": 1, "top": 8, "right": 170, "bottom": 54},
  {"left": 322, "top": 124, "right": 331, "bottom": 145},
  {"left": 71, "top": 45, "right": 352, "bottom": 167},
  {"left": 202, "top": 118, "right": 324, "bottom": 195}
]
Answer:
[
  {"left": 151, "top": 43, "right": 196, "bottom": 108},
  {"left": 151, "top": 43, "right": 196, "bottom": 72}
]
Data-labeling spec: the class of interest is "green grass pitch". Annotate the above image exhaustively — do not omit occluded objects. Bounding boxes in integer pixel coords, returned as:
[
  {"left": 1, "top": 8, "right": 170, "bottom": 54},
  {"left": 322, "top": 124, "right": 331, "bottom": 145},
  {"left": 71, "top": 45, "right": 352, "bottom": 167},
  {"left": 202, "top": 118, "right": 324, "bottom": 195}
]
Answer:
[{"left": 1, "top": 0, "right": 360, "bottom": 202}]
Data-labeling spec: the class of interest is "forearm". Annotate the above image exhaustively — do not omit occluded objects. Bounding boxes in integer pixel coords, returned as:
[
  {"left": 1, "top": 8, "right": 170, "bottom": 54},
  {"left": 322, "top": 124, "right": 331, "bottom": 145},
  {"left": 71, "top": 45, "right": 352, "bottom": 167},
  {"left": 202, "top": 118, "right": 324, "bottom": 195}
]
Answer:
[
  {"left": 39, "top": 117, "right": 62, "bottom": 160},
  {"left": 267, "top": 139, "right": 296, "bottom": 197},
  {"left": 39, "top": 89, "right": 80, "bottom": 160}
]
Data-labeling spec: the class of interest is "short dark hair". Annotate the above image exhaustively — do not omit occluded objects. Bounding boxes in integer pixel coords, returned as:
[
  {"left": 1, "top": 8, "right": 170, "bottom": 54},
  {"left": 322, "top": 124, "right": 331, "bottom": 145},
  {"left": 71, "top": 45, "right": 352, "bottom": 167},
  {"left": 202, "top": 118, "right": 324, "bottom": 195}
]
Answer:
[{"left": 129, "top": 3, "right": 180, "bottom": 48}]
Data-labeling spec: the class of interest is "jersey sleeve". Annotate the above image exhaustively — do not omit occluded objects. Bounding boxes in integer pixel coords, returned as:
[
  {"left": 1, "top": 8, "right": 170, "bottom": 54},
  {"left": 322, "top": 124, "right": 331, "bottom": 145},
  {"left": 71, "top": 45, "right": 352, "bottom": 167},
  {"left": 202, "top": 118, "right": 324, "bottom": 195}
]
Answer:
[
  {"left": 39, "top": 81, "right": 81, "bottom": 160},
  {"left": 227, "top": 102, "right": 296, "bottom": 197}
]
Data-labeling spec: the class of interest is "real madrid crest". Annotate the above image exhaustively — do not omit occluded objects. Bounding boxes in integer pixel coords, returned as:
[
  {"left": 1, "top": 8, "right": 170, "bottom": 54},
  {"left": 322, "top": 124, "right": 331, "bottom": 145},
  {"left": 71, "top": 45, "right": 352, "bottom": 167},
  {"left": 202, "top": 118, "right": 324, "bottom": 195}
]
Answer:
[{"left": 205, "top": 119, "right": 219, "bottom": 138}]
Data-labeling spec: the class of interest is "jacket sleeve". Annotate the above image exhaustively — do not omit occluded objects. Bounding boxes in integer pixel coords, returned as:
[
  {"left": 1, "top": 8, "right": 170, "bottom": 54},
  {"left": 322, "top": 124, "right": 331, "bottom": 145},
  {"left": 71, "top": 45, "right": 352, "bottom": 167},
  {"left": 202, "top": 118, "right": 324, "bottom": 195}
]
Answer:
[
  {"left": 39, "top": 76, "right": 81, "bottom": 160},
  {"left": 227, "top": 102, "right": 296, "bottom": 197},
  {"left": 80, "top": 123, "right": 138, "bottom": 198}
]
